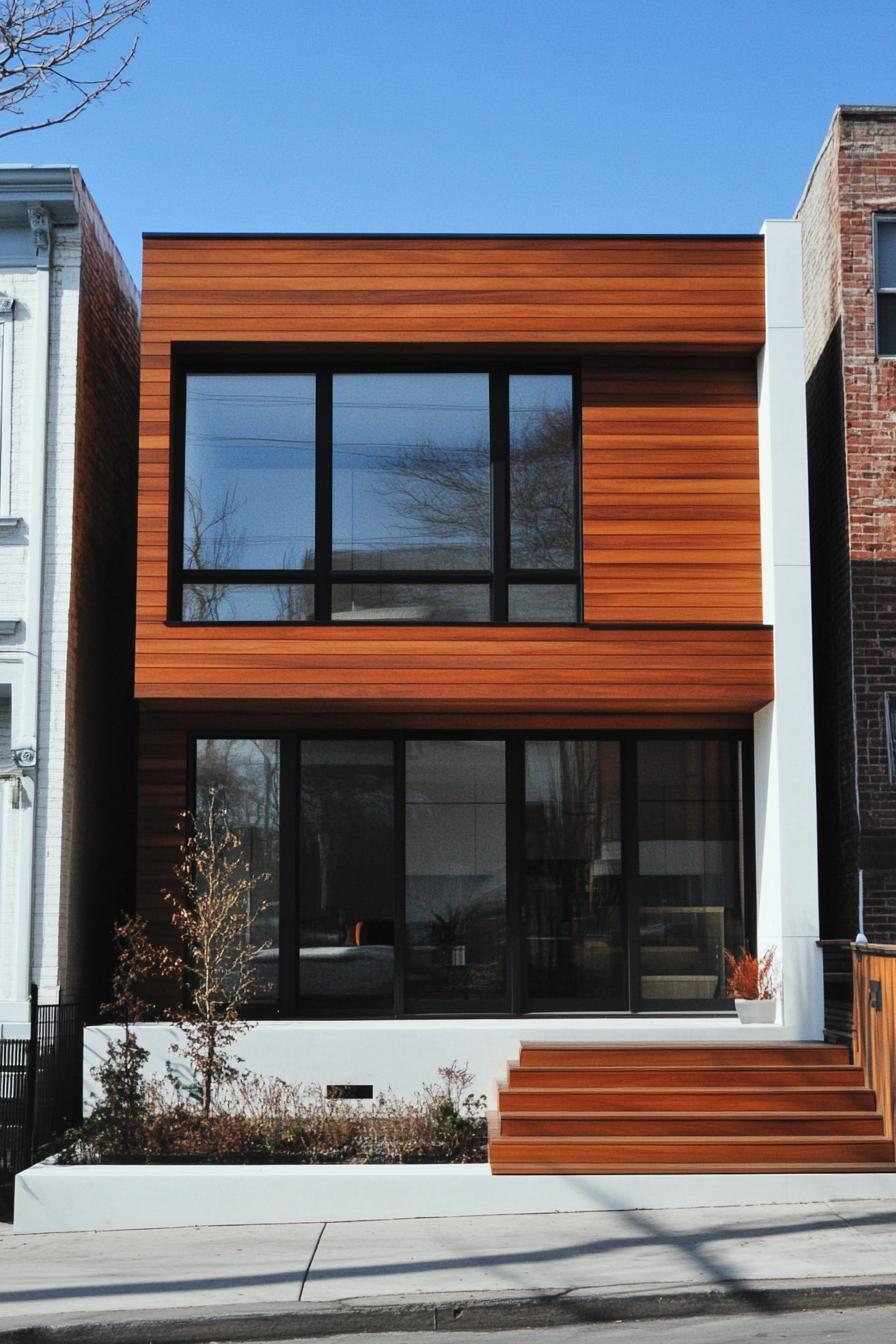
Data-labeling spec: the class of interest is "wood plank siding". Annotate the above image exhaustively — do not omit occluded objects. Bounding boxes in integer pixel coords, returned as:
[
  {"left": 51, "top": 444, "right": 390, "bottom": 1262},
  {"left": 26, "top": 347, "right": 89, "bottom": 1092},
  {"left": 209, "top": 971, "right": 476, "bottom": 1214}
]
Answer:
[
  {"left": 581, "top": 355, "right": 761, "bottom": 624},
  {"left": 135, "top": 234, "right": 771, "bottom": 716}
]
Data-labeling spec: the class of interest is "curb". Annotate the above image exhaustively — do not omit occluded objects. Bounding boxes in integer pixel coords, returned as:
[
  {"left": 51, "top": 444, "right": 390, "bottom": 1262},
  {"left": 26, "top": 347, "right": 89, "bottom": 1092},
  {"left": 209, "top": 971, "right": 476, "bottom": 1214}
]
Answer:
[{"left": 3, "top": 1278, "right": 896, "bottom": 1342}]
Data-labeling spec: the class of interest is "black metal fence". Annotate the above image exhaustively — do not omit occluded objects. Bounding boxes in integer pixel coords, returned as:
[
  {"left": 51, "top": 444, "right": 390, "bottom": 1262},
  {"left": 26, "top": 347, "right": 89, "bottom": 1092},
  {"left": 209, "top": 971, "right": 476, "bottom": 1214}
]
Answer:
[{"left": 0, "top": 987, "right": 83, "bottom": 1180}]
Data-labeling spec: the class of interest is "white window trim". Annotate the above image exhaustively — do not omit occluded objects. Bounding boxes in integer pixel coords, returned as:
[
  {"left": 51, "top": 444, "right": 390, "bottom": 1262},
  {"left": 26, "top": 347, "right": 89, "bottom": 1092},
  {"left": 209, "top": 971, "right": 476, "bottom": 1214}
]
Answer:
[{"left": 0, "top": 301, "right": 14, "bottom": 519}]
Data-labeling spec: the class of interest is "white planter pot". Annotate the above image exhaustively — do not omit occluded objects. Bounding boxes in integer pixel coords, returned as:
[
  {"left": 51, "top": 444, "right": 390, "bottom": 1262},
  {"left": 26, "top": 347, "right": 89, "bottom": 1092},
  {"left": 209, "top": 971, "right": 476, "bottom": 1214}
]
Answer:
[{"left": 735, "top": 997, "right": 777, "bottom": 1024}]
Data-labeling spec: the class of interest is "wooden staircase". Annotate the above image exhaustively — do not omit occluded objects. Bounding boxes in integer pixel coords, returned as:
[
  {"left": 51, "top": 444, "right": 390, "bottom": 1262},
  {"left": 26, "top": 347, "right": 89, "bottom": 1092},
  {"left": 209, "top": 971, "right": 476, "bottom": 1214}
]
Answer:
[{"left": 489, "top": 1043, "right": 896, "bottom": 1173}]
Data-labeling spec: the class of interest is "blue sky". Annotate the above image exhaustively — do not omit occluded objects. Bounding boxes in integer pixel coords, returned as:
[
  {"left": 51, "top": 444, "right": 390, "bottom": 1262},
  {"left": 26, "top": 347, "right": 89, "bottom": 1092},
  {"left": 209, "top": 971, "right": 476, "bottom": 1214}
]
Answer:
[{"left": 4, "top": 0, "right": 896, "bottom": 283}]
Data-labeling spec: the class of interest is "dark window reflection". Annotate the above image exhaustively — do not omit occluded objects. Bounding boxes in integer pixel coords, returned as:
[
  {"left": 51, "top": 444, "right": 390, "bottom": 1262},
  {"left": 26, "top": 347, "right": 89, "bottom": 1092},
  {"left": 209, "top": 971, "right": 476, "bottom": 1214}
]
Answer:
[
  {"left": 525, "top": 741, "right": 623, "bottom": 1007},
  {"left": 509, "top": 375, "right": 575, "bottom": 570},
  {"left": 184, "top": 375, "right": 316, "bottom": 573},
  {"left": 333, "top": 374, "right": 491, "bottom": 570},
  {"left": 637, "top": 740, "right": 745, "bottom": 1002},
  {"left": 508, "top": 583, "right": 578, "bottom": 623},
  {"left": 877, "top": 219, "right": 896, "bottom": 288},
  {"left": 299, "top": 741, "right": 395, "bottom": 1012},
  {"left": 195, "top": 739, "right": 281, "bottom": 1003},
  {"left": 405, "top": 740, "right": 507, "bottom": 1011},
  {"left": 878, "top": 293, "right": 896, "bottom": 357}
]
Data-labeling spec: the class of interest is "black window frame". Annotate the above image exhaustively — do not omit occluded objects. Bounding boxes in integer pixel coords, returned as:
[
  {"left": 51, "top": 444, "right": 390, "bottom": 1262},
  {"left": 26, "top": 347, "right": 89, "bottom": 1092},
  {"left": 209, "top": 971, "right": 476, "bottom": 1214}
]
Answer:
[
  {"left": 874, "top": 214, "right": 896, "bottom": 359},
  {"left": 188, "top": 727, "right": 755, "bottom": 1020},
  {"left": 170, "top": 354, "right": 583, "bottom": 626}
]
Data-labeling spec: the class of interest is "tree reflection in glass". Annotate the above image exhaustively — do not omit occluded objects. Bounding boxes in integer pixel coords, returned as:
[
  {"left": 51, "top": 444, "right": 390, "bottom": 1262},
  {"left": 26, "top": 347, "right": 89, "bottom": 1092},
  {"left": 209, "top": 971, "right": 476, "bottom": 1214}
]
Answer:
[{"left": 194, "top": 739, "right": 281, "bottom": 1003}]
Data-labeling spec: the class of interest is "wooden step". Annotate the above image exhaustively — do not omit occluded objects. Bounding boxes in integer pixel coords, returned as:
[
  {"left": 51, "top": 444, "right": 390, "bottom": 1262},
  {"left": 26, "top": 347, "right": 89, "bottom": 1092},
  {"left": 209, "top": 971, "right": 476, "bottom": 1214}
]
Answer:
[
  {"left": 492, "top": 1160, "right": 896, "bottom": 1175},
  {"left": 506, "top": 1065, "right": 865, "bottom": 1090},
  {"left": 489, "top": 1134, "right": 896, "bottom": 1170},
  {"left": 517, "top": 1043, "right": 850, "bottom": 1068},
  {"left": 498, "top": 1111, "right": 886, "bottom": 1137},
  {"left": 497, "top": 1086, "right": 878, "bottom": 1113},
  {"left": 490, "top": 1043, "right": 889, "bottom": 1176}
]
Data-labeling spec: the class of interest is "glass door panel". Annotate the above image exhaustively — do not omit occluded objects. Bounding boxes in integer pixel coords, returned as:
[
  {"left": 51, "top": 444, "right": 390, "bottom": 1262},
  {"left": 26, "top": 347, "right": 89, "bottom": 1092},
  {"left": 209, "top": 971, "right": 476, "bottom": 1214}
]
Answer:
[
  {"left": 194, "top": 738, "right": 281, "bottom": 1006},
  {"left": 524, "top": 740, "right": 624, "bottom": 1009},
  {"left": 298, "top": 741, "right": 395, "bottom": 1014},
  {"left": 404, "top": 740, "right": 508, "bottom": 1012},
  {"left": 636, "top": 739, "right": 745, "bottom": 1006}
]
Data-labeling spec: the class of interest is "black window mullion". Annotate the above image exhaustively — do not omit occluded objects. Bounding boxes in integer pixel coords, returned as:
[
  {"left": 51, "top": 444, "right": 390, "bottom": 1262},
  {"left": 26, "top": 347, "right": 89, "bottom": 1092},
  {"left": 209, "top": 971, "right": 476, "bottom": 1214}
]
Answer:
[
  {"left": 506, "top": 736, "right": 524, "bottom": 1015},
  {"left": 315, "top": 373, "right": 333, "bottom": 620},
  {"left": 620, "top": 737, "right": 640, "bottom": 1013},
  {"left": 394, "top": 738, "right": 406, "bottom": 1017},
  {"left": 490, "top": 373, "right": 509, "bottom": 621},
  {"left": 280, "top": 735, "right": 298, "bottom": 1018},
  {"left": 170, "top": 372, "right": 188, "bottom": 621}
]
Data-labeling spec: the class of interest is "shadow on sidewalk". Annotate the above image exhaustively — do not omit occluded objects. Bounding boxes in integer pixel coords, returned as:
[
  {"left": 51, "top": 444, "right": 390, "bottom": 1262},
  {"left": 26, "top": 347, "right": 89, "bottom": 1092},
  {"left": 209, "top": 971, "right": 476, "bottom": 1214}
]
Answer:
[{"left": 3, "top": 1201, "right": 896, "bottom": 1313}]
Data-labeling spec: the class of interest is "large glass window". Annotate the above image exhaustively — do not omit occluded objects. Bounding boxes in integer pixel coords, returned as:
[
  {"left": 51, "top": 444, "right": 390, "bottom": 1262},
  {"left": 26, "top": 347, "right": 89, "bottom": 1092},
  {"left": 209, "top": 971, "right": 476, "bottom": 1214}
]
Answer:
[
  {"left": 636, "top": 739, "right": 746, "bottom": 1005},
  {"left": 177, "top": 369, "right": 579, "bottom": 624},
  {"left": 194, "top": 738, "right": 281, "bottom": 1004},
  {"left": 524, "top": 741, "right": 624, "bottom": 1009},
  {"left": 405, "top": 740, "right": 507, "bottom": 1012},
  {"left": 183, "top": 375, "right": 315, "bottom": 621},
  {"left": 190, "top": 732, "right": 750, "bottom": 1017},
  {"left": 299, "top": 741, "right": 395, "bottom": 1013},
  {"left": 333, "top": 374, "right": 491, "bottom": 570}
]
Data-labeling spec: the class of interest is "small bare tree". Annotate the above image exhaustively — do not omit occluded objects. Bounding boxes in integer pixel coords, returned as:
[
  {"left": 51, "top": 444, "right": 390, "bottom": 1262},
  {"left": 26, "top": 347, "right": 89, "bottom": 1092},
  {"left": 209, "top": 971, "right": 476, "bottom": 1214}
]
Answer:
[
  {"left": 0, "top": 1, "right": 150, "bottom": 139},
  {"left": 162, "top": 788, "right": 270, "bottom": 1118}
]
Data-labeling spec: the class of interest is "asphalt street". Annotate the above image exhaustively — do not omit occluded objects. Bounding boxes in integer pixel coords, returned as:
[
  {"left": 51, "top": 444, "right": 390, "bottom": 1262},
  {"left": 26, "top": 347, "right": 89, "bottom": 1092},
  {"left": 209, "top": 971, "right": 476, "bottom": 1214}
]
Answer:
[{"left": 263, "top": 1306, "right": 896, "bottom": 1344}]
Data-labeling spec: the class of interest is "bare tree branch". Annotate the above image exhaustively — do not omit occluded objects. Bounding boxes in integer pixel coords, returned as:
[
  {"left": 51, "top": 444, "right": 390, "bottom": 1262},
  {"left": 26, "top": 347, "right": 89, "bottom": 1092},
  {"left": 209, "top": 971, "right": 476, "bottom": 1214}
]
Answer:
[{"left": 0, "top": 0, "right": 150, "bottom": 139}]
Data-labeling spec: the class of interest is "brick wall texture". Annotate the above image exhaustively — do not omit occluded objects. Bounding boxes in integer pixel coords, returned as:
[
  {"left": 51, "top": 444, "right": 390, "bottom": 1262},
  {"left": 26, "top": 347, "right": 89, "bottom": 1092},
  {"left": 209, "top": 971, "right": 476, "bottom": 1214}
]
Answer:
[{"left": 799, "top": 108, "right": 896, "bottom": 942}]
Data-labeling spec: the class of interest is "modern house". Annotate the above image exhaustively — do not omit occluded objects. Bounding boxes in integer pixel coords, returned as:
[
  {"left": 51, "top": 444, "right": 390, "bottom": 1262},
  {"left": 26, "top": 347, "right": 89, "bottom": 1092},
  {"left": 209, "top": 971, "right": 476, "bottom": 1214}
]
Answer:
[
  {"left": 0, "top": 168, "right": 139, "bottom": 1034},
  {"left": 798, "top": 106, "right": 896, "bottom": 949},
  {"left": 120, "top": 223, "right": 830, "bottom": 1105}
]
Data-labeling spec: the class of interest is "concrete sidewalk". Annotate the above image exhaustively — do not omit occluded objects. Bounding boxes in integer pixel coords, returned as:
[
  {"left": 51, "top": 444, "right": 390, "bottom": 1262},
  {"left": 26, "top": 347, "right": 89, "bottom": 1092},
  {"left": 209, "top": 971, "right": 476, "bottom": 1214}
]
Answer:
[{"left": 2, "top": 1200, "right": 896, "bottom": 1340}]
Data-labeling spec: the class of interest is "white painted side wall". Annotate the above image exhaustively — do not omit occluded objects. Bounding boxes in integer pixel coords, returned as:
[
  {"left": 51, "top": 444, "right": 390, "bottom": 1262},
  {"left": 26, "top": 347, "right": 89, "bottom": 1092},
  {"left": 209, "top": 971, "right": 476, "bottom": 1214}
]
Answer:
[
  {"left": 755, "top": 219, "right": 823, "bottom": 1039},
  {"left": 31, "top": 227, "right": 80, "bottom": 1006},
  {"left": 0, "top": 215, "right": 82, "bottom": 1028}
]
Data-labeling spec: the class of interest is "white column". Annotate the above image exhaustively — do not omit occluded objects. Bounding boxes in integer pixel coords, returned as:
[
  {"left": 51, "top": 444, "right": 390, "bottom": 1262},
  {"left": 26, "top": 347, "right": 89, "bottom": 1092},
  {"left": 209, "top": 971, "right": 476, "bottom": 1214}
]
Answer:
[{"left": 754, "top": 219, "right": 823, "bottom": 1039}]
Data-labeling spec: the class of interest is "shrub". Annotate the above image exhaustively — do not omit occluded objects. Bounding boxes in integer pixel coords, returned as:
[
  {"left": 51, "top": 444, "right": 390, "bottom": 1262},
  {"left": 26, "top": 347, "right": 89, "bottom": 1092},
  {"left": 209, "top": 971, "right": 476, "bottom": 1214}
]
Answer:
[{"left": 78, "top": 916, "right": 159, "bottom": 1158}]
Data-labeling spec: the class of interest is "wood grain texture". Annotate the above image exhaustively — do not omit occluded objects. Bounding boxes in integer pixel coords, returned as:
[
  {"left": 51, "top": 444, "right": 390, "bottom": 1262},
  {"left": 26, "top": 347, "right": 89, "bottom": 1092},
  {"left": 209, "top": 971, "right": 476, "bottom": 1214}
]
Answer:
[
  {"left": 134, "top": 625, "right": 773, "bottom": 713},
  {"left": 136, "top": 235, "right": 769, "bottom": 712},
  {"left": 141, "top": 236, "right": 765, "bottom": 346},
  {"left": 582, "top": 355, "right": 761, "bottom": 622},
  {"left": 492, "top": 1042, "right": 896, "bottom": 1173},
  {"left": 853, "top": 945, "right": 896, "bottom": 1140}
]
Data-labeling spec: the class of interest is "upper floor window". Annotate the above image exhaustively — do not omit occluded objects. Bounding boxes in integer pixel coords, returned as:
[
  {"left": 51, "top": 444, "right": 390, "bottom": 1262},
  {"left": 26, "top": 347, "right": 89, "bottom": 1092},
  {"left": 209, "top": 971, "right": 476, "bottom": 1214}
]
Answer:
[
  {"left": 875, "top": 216, "right": 896, "bottom": 357},
  {"left": 176, "top": 369, "right": 580, "bottom": 623}
]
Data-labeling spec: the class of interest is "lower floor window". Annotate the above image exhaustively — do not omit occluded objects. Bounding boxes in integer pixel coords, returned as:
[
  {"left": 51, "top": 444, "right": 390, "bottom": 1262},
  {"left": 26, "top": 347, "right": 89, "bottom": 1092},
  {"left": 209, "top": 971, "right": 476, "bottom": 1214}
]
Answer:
[{"left": 194, "top": 732, "right": 751, "bottom": 1016}]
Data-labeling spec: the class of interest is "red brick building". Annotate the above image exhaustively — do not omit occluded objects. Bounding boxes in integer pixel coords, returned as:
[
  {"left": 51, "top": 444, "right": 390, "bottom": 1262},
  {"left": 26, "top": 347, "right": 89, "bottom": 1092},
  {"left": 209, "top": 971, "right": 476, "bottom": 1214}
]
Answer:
[{"left": 798, "top": 106, "right": 896, "bottom": 945}]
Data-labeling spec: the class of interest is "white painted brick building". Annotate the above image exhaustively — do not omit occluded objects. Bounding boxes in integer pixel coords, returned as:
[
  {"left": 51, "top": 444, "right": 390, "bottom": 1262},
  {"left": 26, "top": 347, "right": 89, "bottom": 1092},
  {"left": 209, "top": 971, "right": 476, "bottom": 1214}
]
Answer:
[{"left": 0, "top": 169, "right": 139, "bottom": 1033}]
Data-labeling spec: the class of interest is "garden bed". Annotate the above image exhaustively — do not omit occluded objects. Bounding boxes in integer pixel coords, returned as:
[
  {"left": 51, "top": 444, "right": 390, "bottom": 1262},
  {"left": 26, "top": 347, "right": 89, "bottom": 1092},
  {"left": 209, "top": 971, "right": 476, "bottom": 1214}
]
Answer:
[{"left": 58, "top": 1064, "right": 488, "bottom": 1166}]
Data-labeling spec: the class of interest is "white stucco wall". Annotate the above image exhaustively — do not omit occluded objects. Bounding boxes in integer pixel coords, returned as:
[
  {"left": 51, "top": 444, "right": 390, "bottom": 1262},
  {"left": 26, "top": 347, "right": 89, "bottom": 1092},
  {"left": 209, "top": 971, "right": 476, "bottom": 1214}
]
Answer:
[{"left": 754, "top": 219, "right": 823, "bottom": 1039}]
